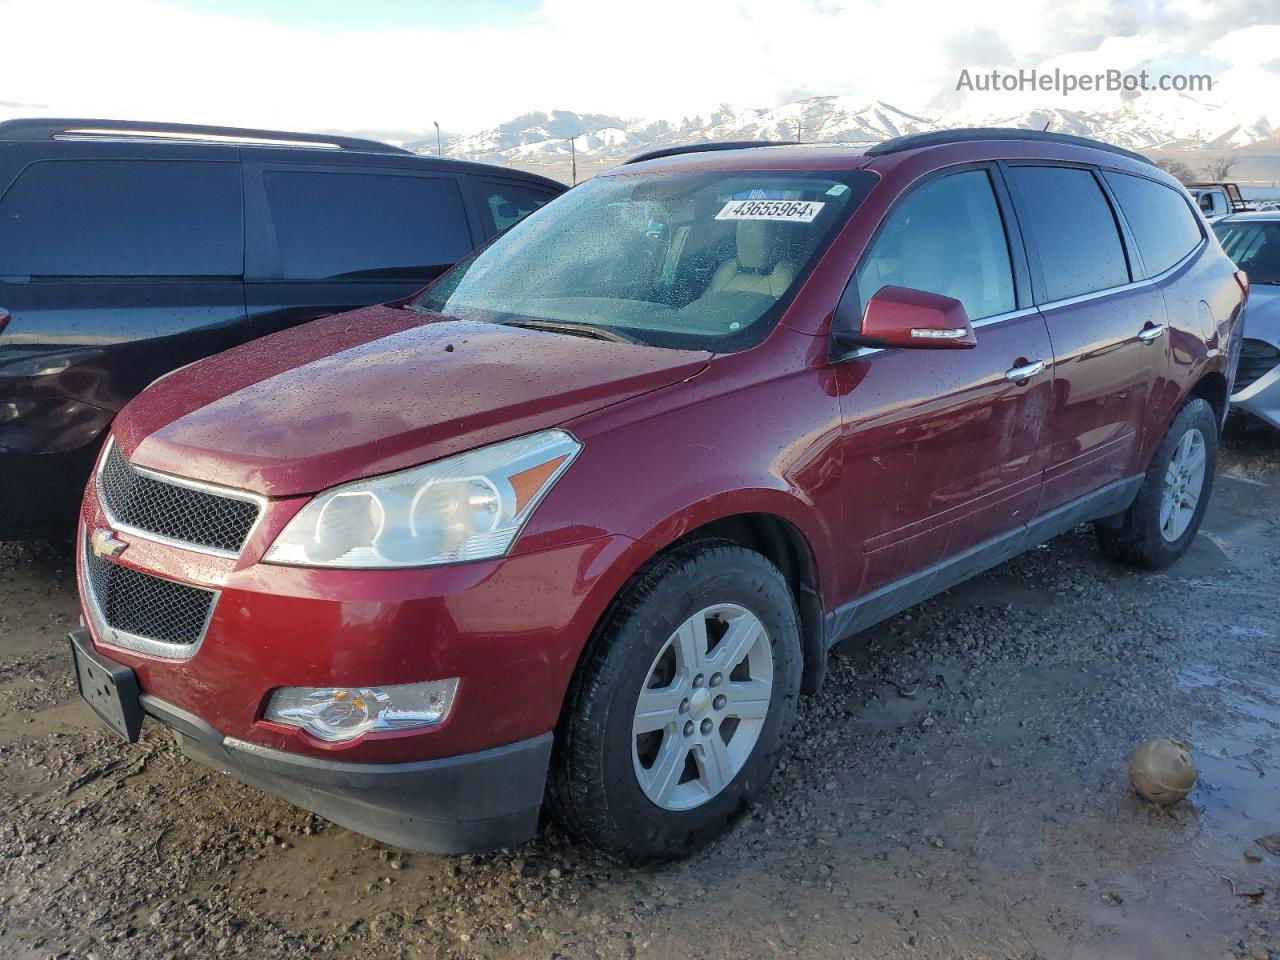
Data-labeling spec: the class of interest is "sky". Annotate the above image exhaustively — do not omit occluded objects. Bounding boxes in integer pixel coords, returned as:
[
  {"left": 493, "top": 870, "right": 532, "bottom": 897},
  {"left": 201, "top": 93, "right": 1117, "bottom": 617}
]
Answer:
[{"left": 0, "top": 0, "right": 1277, "bottom": 140}]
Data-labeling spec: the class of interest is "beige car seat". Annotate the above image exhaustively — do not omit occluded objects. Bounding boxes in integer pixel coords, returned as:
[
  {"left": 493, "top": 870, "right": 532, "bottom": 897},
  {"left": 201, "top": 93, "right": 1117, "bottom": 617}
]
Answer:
[{"left": 705, "top": 220, "right": 796, "bottom": 298}]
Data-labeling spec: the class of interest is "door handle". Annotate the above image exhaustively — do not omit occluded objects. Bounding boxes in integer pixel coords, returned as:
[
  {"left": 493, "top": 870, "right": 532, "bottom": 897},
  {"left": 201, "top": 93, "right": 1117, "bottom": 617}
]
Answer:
[
  {"left": 1005, "top": 359, "right": 1046, "bottom": 383},
  {"left": 1137, "top": 323, "right": 1167, "bottom": 343}
]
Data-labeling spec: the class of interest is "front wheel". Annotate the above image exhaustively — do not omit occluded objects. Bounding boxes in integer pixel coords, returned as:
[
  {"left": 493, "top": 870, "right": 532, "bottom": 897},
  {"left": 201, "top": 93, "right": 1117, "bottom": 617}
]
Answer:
[
  {"left": 1095, "top": 397, "right": 1219, "bottom": 570},
  {"left": 547, "top": 541, "right": 802, "bottom": 860}
]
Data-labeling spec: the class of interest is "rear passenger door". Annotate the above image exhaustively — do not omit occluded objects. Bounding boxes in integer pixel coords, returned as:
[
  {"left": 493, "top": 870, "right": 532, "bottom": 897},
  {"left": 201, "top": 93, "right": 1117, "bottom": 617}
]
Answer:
[
  {"left": 1101, "top": 171, "right": 1207, "bottom": 453},
  {"left": 0, "top": 154, "right": 246, "bottom": 420},
  {"left": 242, "top": 162, "right": 482, "bottom": 336},
  {"left": 1003, "top": 163, "right": 1168, "bottom": 513}
]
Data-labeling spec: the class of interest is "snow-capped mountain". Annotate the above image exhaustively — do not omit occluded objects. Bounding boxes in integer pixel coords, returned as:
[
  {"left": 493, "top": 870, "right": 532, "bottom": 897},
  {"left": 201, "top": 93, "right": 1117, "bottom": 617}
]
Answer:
[
  {"left": 442, "top": 98, "right": 934, "bottom": 165},
  {"left": 438, "top": 93, "right": 1280, "bottom": 167}
]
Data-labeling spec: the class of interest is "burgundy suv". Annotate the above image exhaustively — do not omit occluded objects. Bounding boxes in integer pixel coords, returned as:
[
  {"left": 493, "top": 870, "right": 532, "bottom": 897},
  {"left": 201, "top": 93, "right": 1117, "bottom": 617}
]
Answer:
[{"left": 70, "top": 129, "right": 1246, "bottom": 860}]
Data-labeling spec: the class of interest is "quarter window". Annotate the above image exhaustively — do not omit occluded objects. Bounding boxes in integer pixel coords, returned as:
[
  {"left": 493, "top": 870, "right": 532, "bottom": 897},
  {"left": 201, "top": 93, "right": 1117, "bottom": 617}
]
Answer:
[
  {"left": 0, "top": 159, "right": 241, "bottom": 277},
  {"left": 261, "top": 170, "right": 472, "bottom": 280},
  {"left": 1007, "top": 165, "right": 1130, "bottom": 301},
  {"left": 476, "top": 179, "right": 558, "bottom": 233},
  {"left": 1104, "top": 172, "right": 1203, "bottom": 278},
  {"left": 855, "top": 169, "right": 1015, "bottom": 322}
]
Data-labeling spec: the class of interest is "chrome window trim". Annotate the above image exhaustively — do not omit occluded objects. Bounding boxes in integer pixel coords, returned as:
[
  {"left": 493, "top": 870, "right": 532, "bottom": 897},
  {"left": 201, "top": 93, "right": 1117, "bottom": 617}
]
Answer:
[
  {"left": 97, "top": 437, "right": 268, "bottom": 559},
  {"left": 844, "top": 237, "right": 1206, "bottom": 360},
  {"left": 79, "top": 525, "right": 218, "bottom": 660},
  {"left": 973, "top": 306, "right": 1040, "bottom": 329}
]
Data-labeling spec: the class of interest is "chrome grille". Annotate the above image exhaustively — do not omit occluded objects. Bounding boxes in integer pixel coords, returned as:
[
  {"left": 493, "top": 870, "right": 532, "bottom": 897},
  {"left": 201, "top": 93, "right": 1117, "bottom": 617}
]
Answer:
[
  {"left": 99, "top": 441, "right": 261, "bottom": 555},
  {"left": 1235, "top": 338, "right": 1280, "bottom": 394},
  {"left": 83, "top": 534, "right": 216, "bottom": 650}
]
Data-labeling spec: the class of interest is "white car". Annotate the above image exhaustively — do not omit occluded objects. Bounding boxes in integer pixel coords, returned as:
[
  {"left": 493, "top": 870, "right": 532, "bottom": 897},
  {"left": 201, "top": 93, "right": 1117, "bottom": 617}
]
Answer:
[{"left": 1215, "top": 212, "right": 1280, "bottom": 428}]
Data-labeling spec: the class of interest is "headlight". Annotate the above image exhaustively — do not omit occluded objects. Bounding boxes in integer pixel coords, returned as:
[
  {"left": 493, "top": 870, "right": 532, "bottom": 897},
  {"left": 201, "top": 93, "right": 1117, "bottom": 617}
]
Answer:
[
  {"left": 264, "top": 679, "right": 458, "bottom": 742},
  {"left": 264, "top": 429, "right": 580, "bottom": 568}
]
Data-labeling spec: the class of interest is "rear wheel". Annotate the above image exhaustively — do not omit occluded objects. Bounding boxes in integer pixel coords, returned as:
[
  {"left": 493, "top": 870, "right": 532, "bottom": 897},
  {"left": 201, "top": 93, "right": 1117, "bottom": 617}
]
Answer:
[
  {"left": 1095, "top": 398, "right": 1218, "bottom": 570},
  {"left": 548, "top": 541, "right": 801, "bottom": 860}
]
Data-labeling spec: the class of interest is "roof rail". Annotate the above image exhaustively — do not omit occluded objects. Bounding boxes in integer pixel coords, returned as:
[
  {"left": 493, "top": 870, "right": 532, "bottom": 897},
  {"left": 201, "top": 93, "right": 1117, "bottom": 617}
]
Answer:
[
  {"left": 0, "top": 118, "right": 412, "bottom": 155},
  {"left": 625, "top": 140, "right": 800, "bottom": 165},
  {"left": 864, "top": 127, "right": 1155, "bottom": 166}
]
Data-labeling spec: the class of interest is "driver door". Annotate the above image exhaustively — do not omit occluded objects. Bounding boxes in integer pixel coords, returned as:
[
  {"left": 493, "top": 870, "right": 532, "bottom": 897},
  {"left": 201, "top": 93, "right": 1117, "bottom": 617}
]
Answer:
[{"left": 829, "top": 166, "right": 1054, "bottom": 629}]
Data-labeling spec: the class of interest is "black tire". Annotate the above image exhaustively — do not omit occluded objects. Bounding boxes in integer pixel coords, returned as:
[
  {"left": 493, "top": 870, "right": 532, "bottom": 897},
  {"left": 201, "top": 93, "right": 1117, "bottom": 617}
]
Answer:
[
  {"left": 1095, "top": 398, "right": 1219, "bottom": 570},
  {"left": 547, "top": 540, "right": 802, "bottom": 861}
]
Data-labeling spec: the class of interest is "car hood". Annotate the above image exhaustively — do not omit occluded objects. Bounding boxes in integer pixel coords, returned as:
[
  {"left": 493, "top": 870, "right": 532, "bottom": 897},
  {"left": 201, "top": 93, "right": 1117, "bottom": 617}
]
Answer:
[
  {"left": 114, "top": 305, "right": 711, "bottom": 496},
  {"left": 1243, "top": 284, "right": 1280, "bottom": 344}
]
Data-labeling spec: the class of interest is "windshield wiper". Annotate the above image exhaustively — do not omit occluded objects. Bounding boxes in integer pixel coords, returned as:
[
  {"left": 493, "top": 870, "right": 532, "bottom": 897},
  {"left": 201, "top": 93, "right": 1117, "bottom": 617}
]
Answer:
[{"left": 499, "top": 317, "right": 644, "bottom": 345}]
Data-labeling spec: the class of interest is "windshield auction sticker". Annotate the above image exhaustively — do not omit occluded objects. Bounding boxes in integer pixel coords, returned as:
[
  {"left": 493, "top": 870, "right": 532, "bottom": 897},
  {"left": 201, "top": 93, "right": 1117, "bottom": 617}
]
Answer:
[{"left": 715, "top": 199, "right": 825, "bottom": 223}]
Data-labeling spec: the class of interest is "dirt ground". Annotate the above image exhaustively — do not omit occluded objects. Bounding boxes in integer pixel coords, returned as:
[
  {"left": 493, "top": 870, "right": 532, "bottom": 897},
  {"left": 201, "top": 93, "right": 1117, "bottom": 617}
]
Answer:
[{"left": 1, "top": 421, "right": 1278, "bottom": 960}]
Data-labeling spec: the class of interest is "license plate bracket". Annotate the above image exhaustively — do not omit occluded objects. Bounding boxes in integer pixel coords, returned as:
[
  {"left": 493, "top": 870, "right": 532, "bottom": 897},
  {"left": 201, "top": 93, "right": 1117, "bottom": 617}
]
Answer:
[{"left": 70, "top": 631, "right": 144, "bottom": 742}]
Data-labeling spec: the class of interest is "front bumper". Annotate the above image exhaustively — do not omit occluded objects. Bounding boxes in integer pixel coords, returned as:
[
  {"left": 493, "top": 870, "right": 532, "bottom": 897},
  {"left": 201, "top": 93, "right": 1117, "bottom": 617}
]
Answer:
[
  {"left": 76, "top": 453, "right": 640, "bottom": 764},
  {"left": 72, "top": 628, "right": 552, "bottom": 853}
]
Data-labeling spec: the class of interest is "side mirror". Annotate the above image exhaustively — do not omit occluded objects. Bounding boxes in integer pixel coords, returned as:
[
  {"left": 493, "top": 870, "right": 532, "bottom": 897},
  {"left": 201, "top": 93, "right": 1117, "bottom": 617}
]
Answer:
[{"left": 833, "top": 285, "right": 976, "bottom": 353}]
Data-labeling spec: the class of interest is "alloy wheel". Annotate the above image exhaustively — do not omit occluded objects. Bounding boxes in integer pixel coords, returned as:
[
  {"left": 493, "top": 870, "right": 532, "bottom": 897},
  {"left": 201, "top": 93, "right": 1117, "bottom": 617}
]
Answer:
[
  {"left": 631, "top": 604, "right": 773, "bottom": 811},
  {"left": 1159, "top": 427, "right": 1207, "bottom": 542}
]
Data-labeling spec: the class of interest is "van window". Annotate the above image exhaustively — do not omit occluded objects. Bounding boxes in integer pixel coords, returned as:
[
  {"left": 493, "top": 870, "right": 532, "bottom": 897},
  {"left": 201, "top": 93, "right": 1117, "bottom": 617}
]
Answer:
[
  {"left": 1104, "top": 172, "right": 1203, "bottom": 277},
  {"left": 261, "top": 171, "right": 472, "bottom": 280},
  {"left": 476, "top": 179, "right": 558, "bottom": 233},
  {"left": 0, "top": 160, "right": 241, "bottom": 277},
  {"left": 855, "top": 169, "right": 1015, "bottom": 322},
  {"left": 1007, "top": 166, "right": 1130, "bottom": 301}
]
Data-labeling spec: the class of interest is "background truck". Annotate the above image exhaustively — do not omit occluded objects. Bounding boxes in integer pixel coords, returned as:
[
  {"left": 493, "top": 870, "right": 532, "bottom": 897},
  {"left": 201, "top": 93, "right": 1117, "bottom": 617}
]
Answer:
[{"left": 1187, "top": 181, "right": 1280, "bottom": 221}]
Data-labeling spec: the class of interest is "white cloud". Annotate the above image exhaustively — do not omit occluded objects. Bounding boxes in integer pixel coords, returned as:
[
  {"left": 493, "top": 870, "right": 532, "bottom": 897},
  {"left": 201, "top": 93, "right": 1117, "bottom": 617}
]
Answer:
[{"left": 0, "top": 0, "right": 1276, "bottom": 137}]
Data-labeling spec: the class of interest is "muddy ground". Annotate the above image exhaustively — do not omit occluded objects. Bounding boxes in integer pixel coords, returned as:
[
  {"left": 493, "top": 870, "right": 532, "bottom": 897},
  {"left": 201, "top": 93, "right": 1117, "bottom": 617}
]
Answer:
[{"left": 1, "top": 422, "right": 1278, "bottom": 960}]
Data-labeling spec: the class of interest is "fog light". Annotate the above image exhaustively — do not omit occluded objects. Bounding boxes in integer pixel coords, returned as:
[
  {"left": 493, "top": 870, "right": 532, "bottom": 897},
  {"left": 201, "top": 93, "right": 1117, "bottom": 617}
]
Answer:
[{"left": 264, "top": 678, "right": 458, "bottom": 742}]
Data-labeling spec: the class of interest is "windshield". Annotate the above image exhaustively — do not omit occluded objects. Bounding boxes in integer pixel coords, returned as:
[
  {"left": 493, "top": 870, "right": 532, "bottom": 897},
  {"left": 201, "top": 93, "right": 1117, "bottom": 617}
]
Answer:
[
  {"left": 1214, "top": 219, "right": 1280, "bottom": 284},
  {"left": 414, "top": 168, "right": 876, "bottom": 351}
]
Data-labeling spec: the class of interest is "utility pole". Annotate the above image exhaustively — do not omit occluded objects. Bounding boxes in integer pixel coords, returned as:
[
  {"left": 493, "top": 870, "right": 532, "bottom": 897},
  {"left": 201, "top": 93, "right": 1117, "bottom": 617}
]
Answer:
[
  {"left": 569, "top": 135, "right": 577, "bottom": 185},
  {"left": 434, "top": 121, "right": 442, "bottom": 157}
]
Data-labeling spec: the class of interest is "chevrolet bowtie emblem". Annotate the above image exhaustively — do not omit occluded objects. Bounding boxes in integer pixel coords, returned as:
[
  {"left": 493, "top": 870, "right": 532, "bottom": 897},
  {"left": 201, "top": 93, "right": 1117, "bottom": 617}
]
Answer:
[{"left": 90, "top": 528, "right": 127, "bottom": 560}]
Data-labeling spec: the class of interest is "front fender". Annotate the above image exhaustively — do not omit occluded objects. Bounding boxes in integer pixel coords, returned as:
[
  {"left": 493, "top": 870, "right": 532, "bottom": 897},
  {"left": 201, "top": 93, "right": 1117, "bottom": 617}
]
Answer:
[{"left": 512, "top": 338, "right": 845, "bottom": 604}]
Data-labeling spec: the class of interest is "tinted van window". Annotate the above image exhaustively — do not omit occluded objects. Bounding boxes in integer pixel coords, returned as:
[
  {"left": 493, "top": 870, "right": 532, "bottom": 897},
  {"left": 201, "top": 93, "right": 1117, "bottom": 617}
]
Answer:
[
  {"left": 1104, "top": 172, "right": 1202, "bottom": 277},
  {"left": 855, "top": 169, "right": 1015, "bottom": 322},
  {"left": 0, "top": 160, "right": 241, "bottom": 277},
  {"left": 477, "top": 179, "right": 558, "bottom": 233},
  {"left": 1008, "top": 166, "right": 1129, "bottom": 301},
  {"left": 262, "top": 171, "right": 472, "bottom": 280}
]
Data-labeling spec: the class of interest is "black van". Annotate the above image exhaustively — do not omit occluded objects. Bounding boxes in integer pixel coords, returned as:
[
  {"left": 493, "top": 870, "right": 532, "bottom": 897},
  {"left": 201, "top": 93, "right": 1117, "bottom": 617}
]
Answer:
[{"left": 0, "top": 119, "right": 564, "bottom": 539}]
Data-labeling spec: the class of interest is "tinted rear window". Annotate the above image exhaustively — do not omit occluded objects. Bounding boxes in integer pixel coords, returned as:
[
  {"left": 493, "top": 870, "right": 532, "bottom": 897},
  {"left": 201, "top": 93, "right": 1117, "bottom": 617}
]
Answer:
[
  {"left": 1007, "top": 165, "right": 1130, "bottom": 302},
  {"left": 1104, "top": 172, "right": 1203, "bottom": 277},
  {"left": 0, "top": 159, "right": 241, "bottom": 277},
  {"left": 261, "top": 171, "right": 473, "bottom": 280}
]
